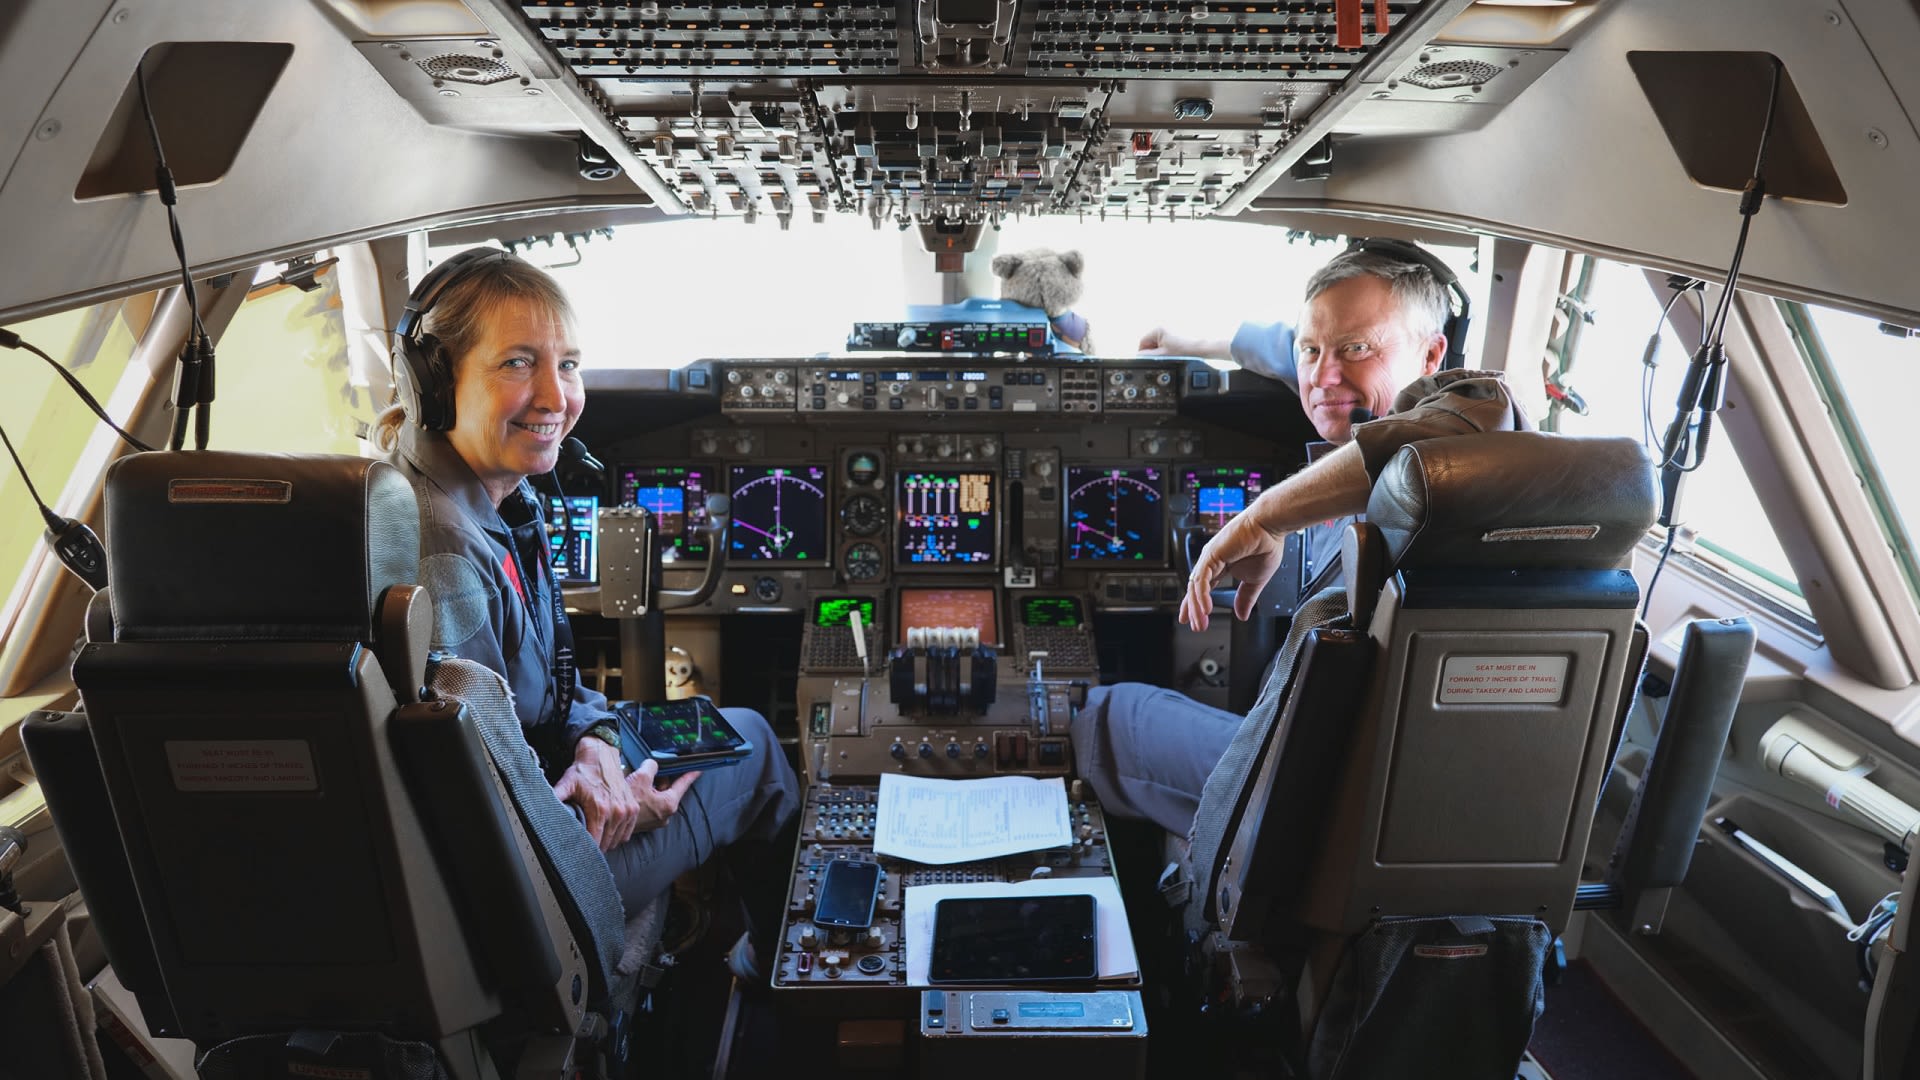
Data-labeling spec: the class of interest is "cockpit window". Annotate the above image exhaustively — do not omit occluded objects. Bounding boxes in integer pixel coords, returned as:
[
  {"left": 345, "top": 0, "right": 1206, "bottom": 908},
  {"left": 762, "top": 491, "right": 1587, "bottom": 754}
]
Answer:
[
  {"left": 1783, "top": 300, "right": 1920, "bottom": 605},
  {"left": 443, "top": 221, "right": 1482, "bottom": 370},
  {"left": 1548, "top": 258, "right": 1807, "bottom": 612},
  {"left": 0, "top": 292, "right": 158, "bottom": 638}
]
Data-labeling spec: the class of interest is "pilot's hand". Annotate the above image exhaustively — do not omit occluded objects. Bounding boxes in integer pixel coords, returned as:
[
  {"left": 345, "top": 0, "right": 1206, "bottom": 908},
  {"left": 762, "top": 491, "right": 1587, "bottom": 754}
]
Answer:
[
  {"left": 1138, "top": 327, "right": 1231, "bottom": 360},
  {"left": 626, "top": 759, "right": 700, "bottom": 834},
  {"left": 1178, "top": 513, "right": 1287, "bottom": 634},
  {"left": 1138, "top": 326, "right": 1175, "bottom": 354},
  {"left": 554, "top": 737, "right": 643, "bottom": 851}
]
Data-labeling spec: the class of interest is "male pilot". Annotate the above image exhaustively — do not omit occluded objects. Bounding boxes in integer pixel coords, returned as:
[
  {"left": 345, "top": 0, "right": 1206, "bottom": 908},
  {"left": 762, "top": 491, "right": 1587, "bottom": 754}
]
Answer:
[{"left": 1072, "top": 245, "right": 1532, "bottom": 835}]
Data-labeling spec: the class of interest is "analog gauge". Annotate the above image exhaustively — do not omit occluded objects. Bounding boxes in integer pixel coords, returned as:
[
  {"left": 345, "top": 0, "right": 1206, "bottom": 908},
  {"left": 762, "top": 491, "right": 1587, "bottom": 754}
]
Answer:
[
  {"left": 844, "top": 542, "right": 883, "bottom": 582},
  {"left": 842, "top": 494, "right": 887, "bottom": 536},
  {"left": 847, "top": 452, "right": 881, "bottom": 486}
]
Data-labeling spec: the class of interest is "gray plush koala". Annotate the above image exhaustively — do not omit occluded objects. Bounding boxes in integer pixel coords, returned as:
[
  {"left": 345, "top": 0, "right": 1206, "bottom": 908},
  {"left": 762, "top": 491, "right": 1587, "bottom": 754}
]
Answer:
[{"left": 990, "top": 247, "right": 1093, "bottom": 353}]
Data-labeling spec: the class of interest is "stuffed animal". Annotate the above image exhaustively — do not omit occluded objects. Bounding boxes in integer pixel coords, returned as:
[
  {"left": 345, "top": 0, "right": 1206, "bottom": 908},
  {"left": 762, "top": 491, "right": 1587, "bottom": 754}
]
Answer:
[
  {"left": 991, "top": 247, "right": 1094, "bottom": 353},
  {"left": 664, "top": 645, "right": 705, "bottom": 701}
]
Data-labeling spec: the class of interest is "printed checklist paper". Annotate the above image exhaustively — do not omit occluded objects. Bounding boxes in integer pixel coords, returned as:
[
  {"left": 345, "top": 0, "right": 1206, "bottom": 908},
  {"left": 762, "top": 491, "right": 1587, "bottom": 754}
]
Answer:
[{"left": 873, "top": 773, "right": 1072, "bottom": 864}]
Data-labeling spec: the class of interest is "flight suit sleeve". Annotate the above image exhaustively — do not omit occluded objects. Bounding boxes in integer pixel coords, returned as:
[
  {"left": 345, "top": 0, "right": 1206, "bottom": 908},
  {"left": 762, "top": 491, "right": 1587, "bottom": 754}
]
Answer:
[
  {"left": 1351, "top": 370, "right": 1535, "bottom": 485},
  {"left": 1229, "top": 320, "right": 1298, "bottom": 386}
]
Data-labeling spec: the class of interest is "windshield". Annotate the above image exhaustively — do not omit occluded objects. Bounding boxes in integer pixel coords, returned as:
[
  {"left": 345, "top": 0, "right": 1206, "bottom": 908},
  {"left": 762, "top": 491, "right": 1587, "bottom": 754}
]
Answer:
[{"left": 442, "top": 219, "right": 1485, "bottom": 371}]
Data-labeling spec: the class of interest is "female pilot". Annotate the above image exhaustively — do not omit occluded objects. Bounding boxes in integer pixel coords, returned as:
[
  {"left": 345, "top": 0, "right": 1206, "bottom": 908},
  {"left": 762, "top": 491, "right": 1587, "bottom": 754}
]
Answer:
[{"left": 376, "top": 249, "right": 797, "bottom": 959}]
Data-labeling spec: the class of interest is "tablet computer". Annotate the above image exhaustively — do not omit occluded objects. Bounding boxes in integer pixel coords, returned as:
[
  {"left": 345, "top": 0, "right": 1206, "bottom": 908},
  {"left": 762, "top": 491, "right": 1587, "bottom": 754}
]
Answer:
[
  {"left": 929, "top": 894, "right": 1098, "bottom": 985},
  {"left": 614, "top": 698, "right": 753, "bottom": 777}
]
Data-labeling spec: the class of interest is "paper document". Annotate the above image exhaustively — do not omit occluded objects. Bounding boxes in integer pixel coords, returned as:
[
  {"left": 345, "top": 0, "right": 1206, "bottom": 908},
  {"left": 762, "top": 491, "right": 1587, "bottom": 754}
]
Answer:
[
  {"left": 901, "top": 877, "right": 1139, "bottom": 986},
  {"left": 873, "top": 773, "right": 1072, "bottom": 864}
]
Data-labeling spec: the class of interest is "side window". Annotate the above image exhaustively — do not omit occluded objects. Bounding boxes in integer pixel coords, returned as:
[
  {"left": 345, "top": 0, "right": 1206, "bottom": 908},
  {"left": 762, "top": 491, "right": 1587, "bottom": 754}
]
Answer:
[
  {"left": 0, "top": 293, "right": 159, "bottom": 631},
  {"left": 1547, "top": 258, "right": 1807, "bottom": 612},
  {"left": 211, "top": 262, "right": 379, "bottom": 455},
  {"left": 1784, "top": 301, "right": 1920, "bottom": 603}
]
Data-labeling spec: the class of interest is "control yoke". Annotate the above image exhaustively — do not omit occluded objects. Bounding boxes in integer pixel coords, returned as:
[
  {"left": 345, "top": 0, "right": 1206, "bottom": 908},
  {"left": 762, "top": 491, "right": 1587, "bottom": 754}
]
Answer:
[{"left": 659, "top": 493, "right": 732, "bottom": 611}]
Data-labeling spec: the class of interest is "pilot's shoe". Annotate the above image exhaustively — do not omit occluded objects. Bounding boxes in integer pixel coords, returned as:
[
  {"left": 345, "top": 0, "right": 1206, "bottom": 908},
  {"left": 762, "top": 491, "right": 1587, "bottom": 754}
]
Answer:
[{"left": 727, "top": 930, "right": 764, "bottom": 985}]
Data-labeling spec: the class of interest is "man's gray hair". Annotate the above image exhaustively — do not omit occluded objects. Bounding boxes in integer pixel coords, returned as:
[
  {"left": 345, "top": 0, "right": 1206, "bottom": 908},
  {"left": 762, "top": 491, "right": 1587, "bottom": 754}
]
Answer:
[{"left": 1303, "top": 249, "right": 1450, "bottom": 345}]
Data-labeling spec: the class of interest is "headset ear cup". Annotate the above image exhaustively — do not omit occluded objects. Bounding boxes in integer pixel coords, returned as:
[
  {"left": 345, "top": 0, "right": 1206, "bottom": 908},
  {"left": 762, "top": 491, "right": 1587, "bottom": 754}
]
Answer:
[{"left": 416, "top": 333, "right": 457, "bottom": 432}]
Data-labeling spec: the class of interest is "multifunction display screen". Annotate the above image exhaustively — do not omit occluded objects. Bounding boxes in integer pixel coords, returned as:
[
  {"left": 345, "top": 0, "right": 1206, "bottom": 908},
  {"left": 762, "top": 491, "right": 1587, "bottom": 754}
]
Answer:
[
  {"left": 727, "top": 465, "right": 830, "bottom": 563},
  {"left": 619, "top": 465, "right": 710, "bottom": 561},
  {"left": 896, "top": 470, "right": 996, "bottom": 567},
  {"left": 1064, "top": 465, "right": 1165, "bottom": 564}
]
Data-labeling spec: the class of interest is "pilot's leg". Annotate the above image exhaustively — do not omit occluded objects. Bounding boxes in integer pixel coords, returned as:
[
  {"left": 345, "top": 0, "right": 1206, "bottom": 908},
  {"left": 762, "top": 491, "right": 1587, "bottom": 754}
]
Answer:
[
  {"left": 604, "top": 707, "right": 800, "bottom": 912},
  {"left": 1071, "top": 683, "right": 1242, "bottom": 836}
]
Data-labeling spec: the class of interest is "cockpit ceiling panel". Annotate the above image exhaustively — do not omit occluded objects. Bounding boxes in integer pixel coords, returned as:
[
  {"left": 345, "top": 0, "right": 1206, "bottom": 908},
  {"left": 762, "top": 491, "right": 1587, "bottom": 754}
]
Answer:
[{"left": 504, "top": 2, "right": 1441, "bottom": 221}]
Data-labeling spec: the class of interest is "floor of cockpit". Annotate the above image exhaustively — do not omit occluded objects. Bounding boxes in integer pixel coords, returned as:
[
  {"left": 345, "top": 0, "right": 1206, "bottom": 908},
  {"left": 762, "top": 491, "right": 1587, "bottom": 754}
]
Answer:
[{"left": 1527, "top": 959, "right": 1694, "bottom": 1080}]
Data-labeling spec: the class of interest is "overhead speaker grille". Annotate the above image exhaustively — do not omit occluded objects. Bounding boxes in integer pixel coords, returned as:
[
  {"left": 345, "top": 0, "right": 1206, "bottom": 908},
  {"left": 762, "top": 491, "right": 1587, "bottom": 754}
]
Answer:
[
  {"left": 1402, "top": 58, "right": 1502, "bottom": 90},
  {"left": 416, "top": 53, "right": 517, "bottom": 85}
]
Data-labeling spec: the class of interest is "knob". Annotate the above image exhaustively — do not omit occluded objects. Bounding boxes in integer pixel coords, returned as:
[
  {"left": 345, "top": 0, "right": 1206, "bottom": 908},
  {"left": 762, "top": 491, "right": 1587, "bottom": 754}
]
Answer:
[
  {"left": 1123, "top": 385, "right": 1139, "bottom": 400},
  {"left": 800, "top": 926, "right": 819, "bottom": 949},
  {"left": 889, "top": 384, "right": 903, "bottom": 396},
  {"left": 726, "top": 369, "right": 742, "bottom": 384},
  {"left": 964, "top": 383, "right": 978, "bottom": 395},
  {"left": 1033, "top": 459, "right": 1054, "bottom": 479},
  {"left": 698, "top": 435, "right": 719, "bottom": 455},
  {"left": 1109, "top": 371, "right": 1125, "bottom": 385},
  {"left": 924, "top": 388, "right": 940, "bottom": 408},
  {"left": 1078, "top": 823, "right": 1095, "bottom": 842},
  {"left": 890, "top": 742, "right": 907, "bottom": 760},
  {"left": 897, "top": 440, "right": 911, "bottom": 453},
  {"left": 864, "top": 928, "right": 885, "bottom": 949},
  {"left": 1177, "top": 438, "right": 1197, "bottom": 455},
  {"left": 773, "top": 369, "right": 790, "bottom": 385},
  {"left": 733, "top": 436, "right": 754, "bottom": 455},
  {"left": 936, "top": 443, "right": 953, "bottom": 458},
  {"left": 973, "top": 743, "right": 990, "bottom": 760},
  {"left": 898, "top": 327, "right": 918, "bottom": 348},
  {"left": 1157, "top": 371, "right": 1173, "bottom": 385},
  {"left": 1143, "top": 437, "right": 1164, "bottom": 455},
  {"left": 740, "top": 385, "right": 755, "bottom": 399},
  {"left": 910, "top": 439, "right": 926, "bottom": 454},
  {"left": 946, "top": 742, "right": 961, "bottom": 759},
  {"left": 917, "top": 743, "right": 934, "bottom": 759},
  {"left": 837, "top": 391, "right": 851, "bottom": 405}
]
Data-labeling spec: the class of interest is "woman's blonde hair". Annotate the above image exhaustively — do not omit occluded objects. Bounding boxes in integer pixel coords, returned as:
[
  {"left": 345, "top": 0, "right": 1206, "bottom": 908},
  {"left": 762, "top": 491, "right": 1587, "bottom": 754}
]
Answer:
[{"left": 374, "top": 250, "right": 576, "bottom": 451}]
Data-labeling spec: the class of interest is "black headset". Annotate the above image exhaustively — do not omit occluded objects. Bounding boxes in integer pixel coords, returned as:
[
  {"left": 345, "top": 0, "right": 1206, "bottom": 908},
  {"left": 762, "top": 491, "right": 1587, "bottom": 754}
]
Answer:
[
  {"left": 392, "top": 247, "right": 515, "bottom": 431},
  {"left": 1343, "top": 236, "right": 1473, "bottom": 371}
]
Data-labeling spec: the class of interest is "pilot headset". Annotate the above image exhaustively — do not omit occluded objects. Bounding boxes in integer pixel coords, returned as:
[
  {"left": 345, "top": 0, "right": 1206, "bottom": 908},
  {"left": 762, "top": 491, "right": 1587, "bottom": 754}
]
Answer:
[
  {"left": 1342, "top": 237, "right": 1473, "bottom": 371},
  {"left": 391, "top": 247, "right": 515, "bottom": 431}
]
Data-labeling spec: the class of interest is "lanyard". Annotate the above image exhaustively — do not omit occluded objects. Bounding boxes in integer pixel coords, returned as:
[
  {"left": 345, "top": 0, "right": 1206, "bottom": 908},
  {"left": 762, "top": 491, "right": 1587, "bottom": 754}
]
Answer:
[{"left": 503, "top": 490, "right": 577, "bottom": 728}]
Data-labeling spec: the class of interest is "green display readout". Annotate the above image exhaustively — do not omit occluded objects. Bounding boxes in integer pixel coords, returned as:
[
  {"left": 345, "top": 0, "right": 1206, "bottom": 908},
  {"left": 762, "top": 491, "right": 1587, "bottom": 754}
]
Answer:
[
  {"left": 815, "top": 596, "right": 877, "bottom": 628},
  {"left": 1021, "top": 596, "right": 1083, "bottom": 628}
]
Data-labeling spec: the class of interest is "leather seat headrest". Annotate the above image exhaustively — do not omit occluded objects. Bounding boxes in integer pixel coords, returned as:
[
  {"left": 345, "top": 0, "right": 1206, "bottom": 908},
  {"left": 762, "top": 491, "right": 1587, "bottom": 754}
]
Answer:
[
  {"left": 1367, "top": 433, "right": 1657, "bottom": 572},
  {"left": 104, "top": 452, "right": 420, "bottom": 642}
]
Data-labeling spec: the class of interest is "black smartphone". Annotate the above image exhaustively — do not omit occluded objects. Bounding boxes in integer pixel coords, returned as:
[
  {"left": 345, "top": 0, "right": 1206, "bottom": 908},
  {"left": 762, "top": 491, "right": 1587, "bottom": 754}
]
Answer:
[
  {"left": 614, "top": 698, "right": 753, "bottom": 777},
  {"left": 813, "top": 859, "right": 883, "bottom": 930},
  {"left": 929, "top": 894, "right": 1098, "bottom": 984}
]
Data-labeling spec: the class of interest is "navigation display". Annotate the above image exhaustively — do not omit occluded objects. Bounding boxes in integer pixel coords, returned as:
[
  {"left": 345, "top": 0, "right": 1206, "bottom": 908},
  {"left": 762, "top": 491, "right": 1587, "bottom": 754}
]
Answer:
[
  {"left": 896, "top": 469, "right": 996, "bottom": 568},
  {"left": 620, "top": 465, "right": 710, "bottom": 562},
  {"left": 814, "top": 595, "right": 877, "bottom": 628},
  {"left": 897, "top": 587, "right": 1000, "bottom": 646},
  {"left": 728, "top": 465, "right": 830, "bottom": 564},
  {"left": 1065, "top": 465, "right": 1166, "bottom": 564},
  {"left": 1019, "top": 595, "right": 1083, "bottom": 628},
  {"left": 546, "top": 495, "right": 598, "bottom": 584},
  {"left": 1182, "top": 466, "right": 1269, "bottom": 537}
]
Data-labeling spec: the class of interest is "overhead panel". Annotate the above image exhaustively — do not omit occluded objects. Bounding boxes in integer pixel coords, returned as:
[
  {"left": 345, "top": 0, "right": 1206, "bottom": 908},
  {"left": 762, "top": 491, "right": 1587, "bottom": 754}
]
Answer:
[{"left": 495, "top": 1, "right": 1451, "bottom": 222}]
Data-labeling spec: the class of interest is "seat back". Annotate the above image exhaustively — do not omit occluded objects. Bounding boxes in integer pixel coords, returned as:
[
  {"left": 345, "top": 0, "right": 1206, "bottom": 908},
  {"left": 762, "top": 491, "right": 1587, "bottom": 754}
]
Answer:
[
  {"left": 23, "top": 452, "right": 596, "bottom": 1059},
  {"left": 1211, "top": 433, "right": 1657, "bottom": 941}
]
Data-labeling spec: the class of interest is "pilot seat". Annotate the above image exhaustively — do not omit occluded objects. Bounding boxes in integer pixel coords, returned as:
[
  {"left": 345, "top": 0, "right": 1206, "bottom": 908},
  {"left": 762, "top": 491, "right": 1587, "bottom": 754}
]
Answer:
[
  {"left": 1169, "top": 431, "right": 1662, "bottom": 1079},
  {"left": 22, "top": 452, "right": 668, "bottom": 1080}
]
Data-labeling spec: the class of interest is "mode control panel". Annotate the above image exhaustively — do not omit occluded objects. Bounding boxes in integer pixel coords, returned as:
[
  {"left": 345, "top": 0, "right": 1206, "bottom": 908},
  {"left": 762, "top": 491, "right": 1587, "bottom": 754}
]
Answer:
[{"left": 721, "top": 366, "right": 798, "bottom": 411}]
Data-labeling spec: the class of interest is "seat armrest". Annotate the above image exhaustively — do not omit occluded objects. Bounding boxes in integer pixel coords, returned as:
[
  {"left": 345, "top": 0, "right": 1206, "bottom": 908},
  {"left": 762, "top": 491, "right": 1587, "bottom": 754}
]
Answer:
[{"left": 388, "top": 699, "right": 569, "bottom": 1026}]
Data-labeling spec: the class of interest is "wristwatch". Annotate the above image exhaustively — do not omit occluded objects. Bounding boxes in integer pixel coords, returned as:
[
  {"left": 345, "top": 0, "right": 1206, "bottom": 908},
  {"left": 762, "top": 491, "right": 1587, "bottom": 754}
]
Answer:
[{"left": 581, "top": 721, "right": 621, "bottom": 754}]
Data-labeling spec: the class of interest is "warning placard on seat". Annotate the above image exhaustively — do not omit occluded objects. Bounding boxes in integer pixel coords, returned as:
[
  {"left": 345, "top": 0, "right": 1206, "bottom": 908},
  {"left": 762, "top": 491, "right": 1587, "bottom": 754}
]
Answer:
[
  {"left": 164, "top": 740, "right": 318, "bottom": 792},
  {"left": 1438, "top": 656, "right": 1569, "bottom": 704}
]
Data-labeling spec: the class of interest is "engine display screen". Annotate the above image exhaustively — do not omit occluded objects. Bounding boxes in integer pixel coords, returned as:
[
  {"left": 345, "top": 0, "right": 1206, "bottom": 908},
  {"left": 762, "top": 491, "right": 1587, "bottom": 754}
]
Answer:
[
  {"left": 546, "top": 495, "right": 598, "bottom": 584},
  {"left": 1064, "top": 466, "right": 1166, "bottom": 564},
  {"left": 814, "top": 595, "right": 877, "bottom": 629},
  {"left": 896, "top": 470, "right": 996, "bottom": 568},
  {"left": 728, "top": 465, "right": 831, "bottom": 564},
  {"left": 1019, "top": 595, "right": 1084, "bottom": 628},
  {"left": 1182, "top": 466, "right": 1269, "bottom": 537},
  {"left": 620, "top": 465, "right": 710, "bottom": 562},
  {"left": 897, "top": 587, "right": 999, "bottom": 646}
]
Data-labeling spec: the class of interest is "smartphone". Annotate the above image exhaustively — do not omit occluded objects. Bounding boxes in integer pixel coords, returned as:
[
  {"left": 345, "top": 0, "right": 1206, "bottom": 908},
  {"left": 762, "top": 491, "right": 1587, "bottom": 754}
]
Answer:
[
  {"left": 813, "top": 859, "right": 883, "bottom": 930},
  {"left": 614, "top": 698, "right": 753, "bottom": 777},
  {"left": 929, "top": 894, "right": 1098, "bottom": 984}
]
